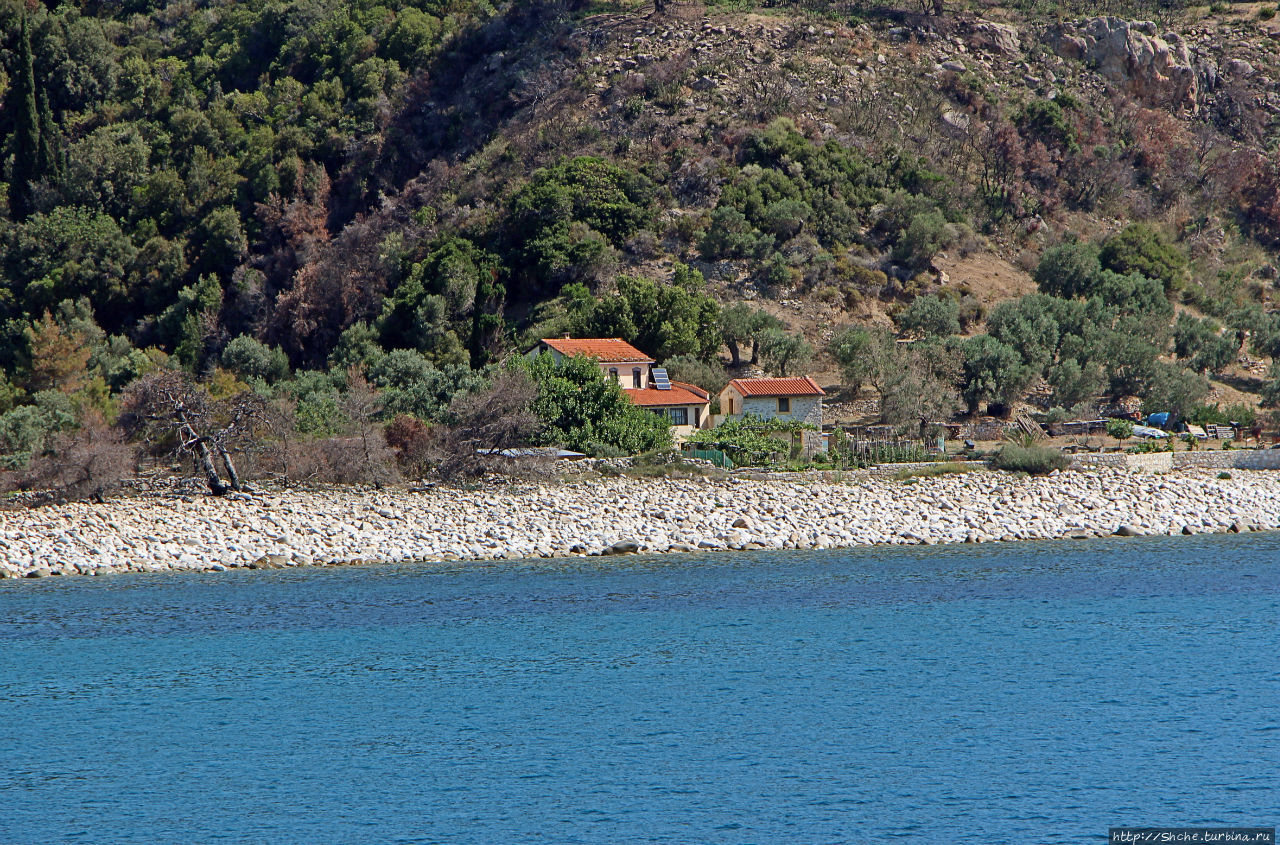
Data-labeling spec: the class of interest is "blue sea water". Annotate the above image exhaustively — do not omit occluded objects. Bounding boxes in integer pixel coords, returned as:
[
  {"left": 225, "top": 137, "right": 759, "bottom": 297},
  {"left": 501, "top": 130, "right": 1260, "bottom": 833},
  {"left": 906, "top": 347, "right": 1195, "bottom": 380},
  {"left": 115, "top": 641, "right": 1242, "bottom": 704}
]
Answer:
[{"left": 1, "top": 534, "right": 1278, "bottom": 844}]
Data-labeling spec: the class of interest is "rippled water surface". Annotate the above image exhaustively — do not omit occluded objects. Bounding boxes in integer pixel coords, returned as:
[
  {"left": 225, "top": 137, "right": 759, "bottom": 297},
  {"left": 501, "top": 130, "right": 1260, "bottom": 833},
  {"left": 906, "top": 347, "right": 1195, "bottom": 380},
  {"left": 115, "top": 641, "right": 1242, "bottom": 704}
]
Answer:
[{"left": 2, "top": 534, "right": 1278, "bottom": 844}]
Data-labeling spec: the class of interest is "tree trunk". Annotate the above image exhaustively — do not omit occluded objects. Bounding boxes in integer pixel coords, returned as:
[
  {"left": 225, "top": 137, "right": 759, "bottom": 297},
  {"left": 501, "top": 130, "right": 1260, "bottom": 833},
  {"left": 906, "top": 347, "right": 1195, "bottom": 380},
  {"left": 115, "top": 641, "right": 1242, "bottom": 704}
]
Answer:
[
  {"left": 215, "top": 442, "right": 243, "bottom": 492},
  {"left": 189, "top": 434, "right": 228, "bottom": 494},
  {"left": 178, "top": 417, "right": 228, "bottom": 495},
  {"left": 750, "top": 339, "right": 760, "bottom": 365},
  {"left": 727, "top": 340, "right": 741, "bottom": 367}
]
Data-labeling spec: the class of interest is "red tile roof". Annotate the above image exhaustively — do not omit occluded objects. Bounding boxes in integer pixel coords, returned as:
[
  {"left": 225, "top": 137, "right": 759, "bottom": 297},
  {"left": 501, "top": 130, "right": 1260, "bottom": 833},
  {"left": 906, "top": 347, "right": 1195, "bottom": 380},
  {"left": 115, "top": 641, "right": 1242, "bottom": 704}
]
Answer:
[
  {"left": 539, "top": 337, "right": 653, "bottom": 363},
  {"left": 726, "top": 377, "right": 825, "bottom": 397},
  {"left": 624, "top": 382, "right": 709, "bottom": 407}
]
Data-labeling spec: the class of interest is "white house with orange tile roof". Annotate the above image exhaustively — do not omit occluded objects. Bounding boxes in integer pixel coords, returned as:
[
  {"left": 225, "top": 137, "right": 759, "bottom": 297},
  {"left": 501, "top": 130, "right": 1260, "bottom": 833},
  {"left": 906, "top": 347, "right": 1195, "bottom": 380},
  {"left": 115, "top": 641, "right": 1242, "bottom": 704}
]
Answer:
[
  {"left": 719, "top": 377, "right": 825, "bottom": 427},
  {"left": 527, "top": 337, "right": 655, "bottom": 389},
  {"left": 527, "top": 336, "right": 713, "bottom": 440}
]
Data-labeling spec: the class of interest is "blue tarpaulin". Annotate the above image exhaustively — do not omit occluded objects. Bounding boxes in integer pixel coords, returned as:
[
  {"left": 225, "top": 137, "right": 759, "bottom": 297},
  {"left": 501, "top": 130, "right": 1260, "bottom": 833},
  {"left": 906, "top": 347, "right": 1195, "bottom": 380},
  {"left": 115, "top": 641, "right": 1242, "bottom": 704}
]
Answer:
[{"left": 1147, "top": 412, "right": 1170, "bottom": 429}]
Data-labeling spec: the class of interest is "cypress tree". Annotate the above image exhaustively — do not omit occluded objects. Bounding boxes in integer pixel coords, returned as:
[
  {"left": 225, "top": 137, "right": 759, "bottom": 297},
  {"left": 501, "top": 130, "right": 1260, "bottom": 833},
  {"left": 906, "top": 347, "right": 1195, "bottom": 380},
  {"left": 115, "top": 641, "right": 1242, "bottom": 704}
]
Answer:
[
  {"left": 37, "top": 88, "right": 59, "bottom": 181},
  {"left": 10, "top": 13, "right": 42, "bottom": 220}
]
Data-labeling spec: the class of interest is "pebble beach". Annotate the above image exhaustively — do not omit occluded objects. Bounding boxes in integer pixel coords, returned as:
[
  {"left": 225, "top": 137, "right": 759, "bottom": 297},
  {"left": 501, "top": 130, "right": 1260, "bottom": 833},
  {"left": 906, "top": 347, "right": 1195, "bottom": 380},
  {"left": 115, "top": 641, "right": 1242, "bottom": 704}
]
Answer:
[{"left": 3, "top": 465, "right": 1279, "bottom": 578}]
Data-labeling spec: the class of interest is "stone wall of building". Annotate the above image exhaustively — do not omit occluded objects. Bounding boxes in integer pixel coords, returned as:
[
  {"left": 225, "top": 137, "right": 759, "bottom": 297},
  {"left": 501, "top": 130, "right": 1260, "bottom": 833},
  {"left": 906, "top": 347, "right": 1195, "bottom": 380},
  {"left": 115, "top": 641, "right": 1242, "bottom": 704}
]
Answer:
[{"left": 737, "top": 395, "right": 822, "bottom": 426}]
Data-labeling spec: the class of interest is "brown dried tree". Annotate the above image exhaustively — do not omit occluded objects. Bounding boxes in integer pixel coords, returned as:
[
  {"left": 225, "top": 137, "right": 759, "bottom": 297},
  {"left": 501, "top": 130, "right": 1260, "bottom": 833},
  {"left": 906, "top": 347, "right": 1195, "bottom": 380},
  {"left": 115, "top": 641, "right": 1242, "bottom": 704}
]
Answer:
[
  {"left": 120, "top": 371, "right": 266, "bottom": 495},
  {"left": 432, "top": 369, "right": 540, "bottom": 479}
]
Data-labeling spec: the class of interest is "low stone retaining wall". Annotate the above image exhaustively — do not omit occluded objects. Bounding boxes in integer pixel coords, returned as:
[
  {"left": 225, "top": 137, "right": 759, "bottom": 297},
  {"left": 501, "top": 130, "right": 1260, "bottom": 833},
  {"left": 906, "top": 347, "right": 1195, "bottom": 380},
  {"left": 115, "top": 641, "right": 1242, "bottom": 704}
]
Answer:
[
  {"left": 1174, "top": 450, "right": 1280, "bottom": 470},
  {"left": 1073, "top": 452, "right": 1173, "bottom": 471},
  {"left": 735, "top": 461, "right": 986, "bottom": 481},
  {"left": 1073, "top": 449, "right": 1280, "bottom": 471}
]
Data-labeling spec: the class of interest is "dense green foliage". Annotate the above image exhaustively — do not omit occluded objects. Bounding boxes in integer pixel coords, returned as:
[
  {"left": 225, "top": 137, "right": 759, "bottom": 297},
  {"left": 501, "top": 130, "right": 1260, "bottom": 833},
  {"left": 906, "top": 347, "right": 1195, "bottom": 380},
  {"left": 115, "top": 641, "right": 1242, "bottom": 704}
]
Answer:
[
  {"left": 686, "top": 416, "right": 807, "bottom": 466},
  {"left": 505, "top": 156, "right": 655, "bottom": 294},
  {"left": 1098, "top": 224, "right": 1186, "bottom": 293},
  {"left": 563, "top": 265, "right": 720, "bottom": 362},
  {"left": 988, "top": 254, "right": 1197, "bottom": 412},
  {"left": 895, "top": 294, "right": 960, "bottom": 338},
  {"left": 755, "top": 327, "right": 813, "bottom": 377},
  {"left": 701, "top": 118, "right": 956, "bottom": 285},
  {"left": 2, "top": 0, "right": 1279, "bottom": 479},
  {"left": 513, "top": 352, "right": 671, "bottom": 456}
]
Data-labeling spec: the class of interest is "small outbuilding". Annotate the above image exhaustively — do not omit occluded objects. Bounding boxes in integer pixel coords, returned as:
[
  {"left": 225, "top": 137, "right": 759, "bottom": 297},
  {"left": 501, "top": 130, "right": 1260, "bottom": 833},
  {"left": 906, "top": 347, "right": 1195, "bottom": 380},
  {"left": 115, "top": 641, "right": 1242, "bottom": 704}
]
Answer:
[{"left": 719, "top": 377, "right": 825, "bottom": 427}]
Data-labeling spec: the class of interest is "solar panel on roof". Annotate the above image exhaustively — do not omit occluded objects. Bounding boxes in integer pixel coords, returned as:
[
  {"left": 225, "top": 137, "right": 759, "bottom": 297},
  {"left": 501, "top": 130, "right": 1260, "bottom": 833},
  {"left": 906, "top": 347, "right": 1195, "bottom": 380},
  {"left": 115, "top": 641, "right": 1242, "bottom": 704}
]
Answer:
[{"left": 651, "top": 368, "right": 671, "bottom": 390}]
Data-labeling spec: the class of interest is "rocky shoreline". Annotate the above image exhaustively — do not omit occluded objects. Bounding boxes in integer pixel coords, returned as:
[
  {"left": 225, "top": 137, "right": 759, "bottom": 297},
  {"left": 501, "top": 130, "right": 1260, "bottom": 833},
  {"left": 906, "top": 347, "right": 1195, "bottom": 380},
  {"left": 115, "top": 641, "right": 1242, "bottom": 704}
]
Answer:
[{"left": 2, "top": 467, "right": 1278, "bottom": 579}]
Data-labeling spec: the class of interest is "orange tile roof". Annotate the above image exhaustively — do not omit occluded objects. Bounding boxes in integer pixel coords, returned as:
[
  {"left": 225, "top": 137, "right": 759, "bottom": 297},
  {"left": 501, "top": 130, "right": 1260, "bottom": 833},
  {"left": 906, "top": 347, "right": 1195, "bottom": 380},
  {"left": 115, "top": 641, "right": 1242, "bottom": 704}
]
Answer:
[
  {"left": 726, "top": 377, "right": 825, "bottom": 397},
  {"left": 670, "top": 381, "right": 710, "bottom": 399},
  {"left": 539, "top": 337, "right": 653, "bottom": 363},
  {"left": 624, "top": 383, "right": 709, "bottom": 407}
]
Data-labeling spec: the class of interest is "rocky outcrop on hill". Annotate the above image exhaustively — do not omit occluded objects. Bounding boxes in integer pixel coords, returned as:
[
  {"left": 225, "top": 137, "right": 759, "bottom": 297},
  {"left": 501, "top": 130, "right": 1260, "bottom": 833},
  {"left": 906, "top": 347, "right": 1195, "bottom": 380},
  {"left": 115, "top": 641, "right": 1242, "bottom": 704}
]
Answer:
[
  {"left": 961, "top": 19, "right": 1022, "bottom": 56},
  {"left": 1046, "top": 17, "right": 1198, "bottom": 112}
]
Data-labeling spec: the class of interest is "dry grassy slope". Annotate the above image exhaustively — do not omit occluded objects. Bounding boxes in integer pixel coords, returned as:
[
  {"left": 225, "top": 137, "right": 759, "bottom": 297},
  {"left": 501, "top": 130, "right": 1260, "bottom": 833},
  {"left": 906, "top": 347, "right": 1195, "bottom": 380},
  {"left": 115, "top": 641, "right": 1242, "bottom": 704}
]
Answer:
[{"left": 367, "top": 2, "right": 1280, "bottom": 411}]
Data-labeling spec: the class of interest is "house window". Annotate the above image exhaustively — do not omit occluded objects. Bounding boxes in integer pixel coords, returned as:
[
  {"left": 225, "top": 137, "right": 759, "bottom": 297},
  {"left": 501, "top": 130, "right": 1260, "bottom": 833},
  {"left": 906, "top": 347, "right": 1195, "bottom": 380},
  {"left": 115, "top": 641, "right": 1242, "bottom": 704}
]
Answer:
[
  {"left": 693, "top": 406, "right": 701, "bottom": 427},
  {"left": 633, "top": 368, "right": 642, "bottom": 388},
  {"left": 777, "top": 397, "right": 791, "bottom": 413},
  {"left": 668, "top": 407, "right": 688, "bottom": 426},
  {"left": 609, "top": 368, "right": 619, "bottom": 382}
]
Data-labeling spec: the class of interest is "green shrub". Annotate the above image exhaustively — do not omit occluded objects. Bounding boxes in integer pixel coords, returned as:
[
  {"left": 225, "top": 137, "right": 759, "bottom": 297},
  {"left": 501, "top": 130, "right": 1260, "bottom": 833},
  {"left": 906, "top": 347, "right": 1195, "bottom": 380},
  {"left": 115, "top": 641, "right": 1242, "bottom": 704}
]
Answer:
[
  {"left": 1127, "top": 438, "right": 1171, "bottom": 453},
  {"left": 1044, "top": 406, "right": 1070, "bottom": 426},
  {"left": 1106, "top": 418, "right": 1134, "bottom": 440},
  {"left": 892, "top": 209, "right": 951, "bottom": 271},
  {"left": 991, "top": 444, "right": 1069, "bottom": 474},
  {"left": 1218, "top": 471, "right": 1232, "bottom": 479},
  {"left": 1033, "top": 240, "right": 1100, "bottom": 299},
  {"left": 699, "top": 206, "right": 774, "bottom": 260},
  {"left": 1017, "top": 98, "right": 1078, "bottom": 151},
  {"left": 1260, "top": 5, "right": 1277, "bottom": 19},
  {"left": 1173, "top": 313, "right": 1236, "bottom": 375},
  {"left": 221, "top": 335, "right": 290, "bottom": 384},
  {"left": 895, "top": 294, "right": 960, "bottom": 338},
  {"left": 1099, "top": 223, "right": 1186, "bottom": 293},
  {"left": 893, "top": 461, "right": 980, "bottom": 480}
]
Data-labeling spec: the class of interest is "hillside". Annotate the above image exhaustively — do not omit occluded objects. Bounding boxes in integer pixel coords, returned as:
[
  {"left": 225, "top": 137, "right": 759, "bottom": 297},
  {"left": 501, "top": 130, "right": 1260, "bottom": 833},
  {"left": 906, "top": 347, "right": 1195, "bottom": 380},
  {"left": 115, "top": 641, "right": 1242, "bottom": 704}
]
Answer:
[{"left": 2, "top": 0, "right": 1280, "bottom": 476}]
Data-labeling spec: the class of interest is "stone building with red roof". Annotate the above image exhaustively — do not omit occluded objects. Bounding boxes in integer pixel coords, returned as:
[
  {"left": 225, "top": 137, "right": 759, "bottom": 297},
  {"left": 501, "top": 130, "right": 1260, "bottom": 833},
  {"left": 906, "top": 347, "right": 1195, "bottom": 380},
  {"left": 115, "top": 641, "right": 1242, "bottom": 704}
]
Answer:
[{"left": 719, "top": 377, "right": 825, "bottom": 427}]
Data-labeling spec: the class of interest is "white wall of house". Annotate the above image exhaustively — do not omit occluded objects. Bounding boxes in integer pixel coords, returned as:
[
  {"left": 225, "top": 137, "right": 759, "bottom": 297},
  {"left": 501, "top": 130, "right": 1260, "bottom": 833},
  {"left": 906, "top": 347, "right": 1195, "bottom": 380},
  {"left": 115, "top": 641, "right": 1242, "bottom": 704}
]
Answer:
[
  {"left": 647, "top": 403, "right": 710, "bottom": 442},
  {"left": 604, "top": 362, "right": 652, "bottom": 389}
]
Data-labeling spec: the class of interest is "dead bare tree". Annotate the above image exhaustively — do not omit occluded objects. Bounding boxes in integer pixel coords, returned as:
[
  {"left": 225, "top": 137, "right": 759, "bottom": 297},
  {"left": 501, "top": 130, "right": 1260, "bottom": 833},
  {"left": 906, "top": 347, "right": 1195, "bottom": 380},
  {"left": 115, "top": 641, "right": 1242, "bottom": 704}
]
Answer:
[
  {"left": 7, "top": 413, "right": 136, "bottom": 503},
  {"left": 341, "top": 368, "right": 399, "bottom": 486},
  {"left": 120, "top": 371, "right": 265, "bottom": 495},
  {"left": 432, "top": 369, "right": 540, "bottom": 479}
]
